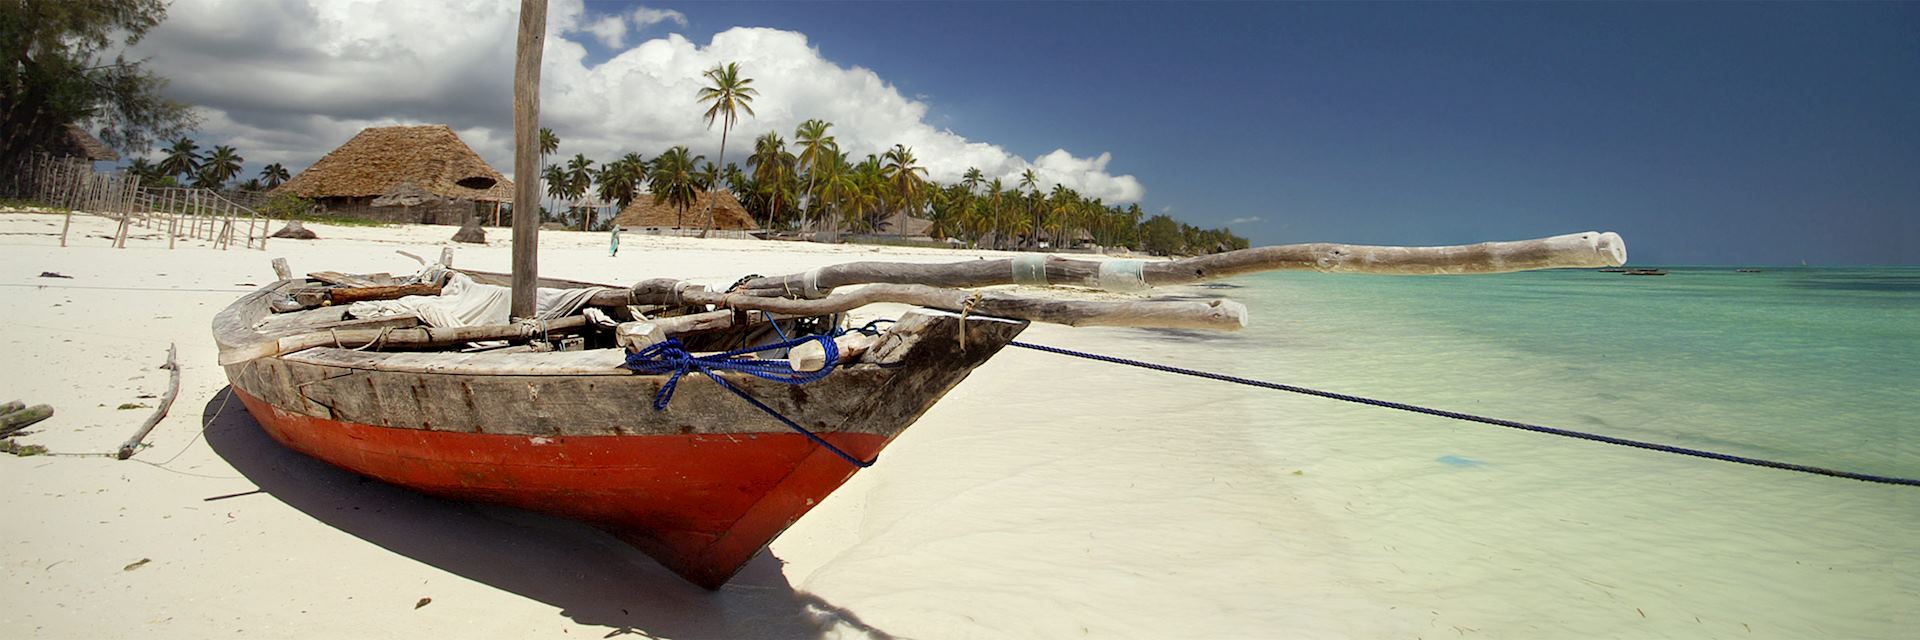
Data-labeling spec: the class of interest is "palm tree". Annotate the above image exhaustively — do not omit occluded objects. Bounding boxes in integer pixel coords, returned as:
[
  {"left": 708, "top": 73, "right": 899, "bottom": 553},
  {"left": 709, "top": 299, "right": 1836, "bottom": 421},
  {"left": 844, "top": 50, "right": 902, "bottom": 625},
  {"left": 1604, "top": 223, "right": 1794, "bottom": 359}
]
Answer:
[
  {"left": 813, "top": 149, "right": 853, "bottom": 233},
  {"left": 259, "top": 162, "right": 290, "bottom": 188},
  {"left": 190, "top": 166, "right": 222, "bottom": 189},
  {"left": 696, "top": 61, "right": 757, "bottom": 236},
  {"left": 539, "top": 128, "right": 559, "bottom": 159},
  {"left": 648, "top": 146, "right": 703, "bottom": 230},
  {"left": 542, "top": 164, "right": 568, "bottom": 223},
  {"left": 961, "top": 167, "right": 983, "bottom": 195},
  {"left": 538, "top": 127, "right": 559, "bottom": 218},
  {"left": 793, "top": 119, "right": 835, "bottom": 232},
  {"left": 881, "top": 145, "right": 928, "bottom": 238},
  {"left": 158, "top": 137, "right": 201, "bottom": 182},
  {"left": 747, "top": 131, "right": 797, "bottom": 229},
  {"left": 563, "top": 154, "right": 596, "bottom": 230},
  {"left": 1018, "top": 168, "right": 1040, "bottom": 249},
  {"left": 204, "top": 145, "right": 244, "bottom": 188},
  {"left": 125, "top": 158, "right": 160, "bottom": 183},
  {"left": 596, "top": 154, "right": 646, "bottom": 223}
]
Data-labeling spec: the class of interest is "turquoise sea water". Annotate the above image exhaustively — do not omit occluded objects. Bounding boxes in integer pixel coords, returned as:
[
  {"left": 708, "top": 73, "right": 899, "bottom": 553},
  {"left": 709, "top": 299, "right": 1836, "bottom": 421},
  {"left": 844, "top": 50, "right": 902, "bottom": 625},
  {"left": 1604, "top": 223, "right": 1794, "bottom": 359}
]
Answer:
[
  {"left": 1227, "top": 266, "right": 1920, "bottom": 480},
  {"left": 1178, "top": 266, "right": 1920, "bottom": 636},
  {"left": 810, "top": 266, "right": 1919, "bottom": 638}
]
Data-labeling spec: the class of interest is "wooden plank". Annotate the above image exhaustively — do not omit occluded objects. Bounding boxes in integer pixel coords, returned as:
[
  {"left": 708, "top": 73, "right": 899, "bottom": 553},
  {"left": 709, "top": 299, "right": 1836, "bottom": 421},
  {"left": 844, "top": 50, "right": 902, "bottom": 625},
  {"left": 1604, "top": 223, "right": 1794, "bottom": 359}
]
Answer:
[{"left": 288, "top": 348, "right": 630, "bottom": 376}]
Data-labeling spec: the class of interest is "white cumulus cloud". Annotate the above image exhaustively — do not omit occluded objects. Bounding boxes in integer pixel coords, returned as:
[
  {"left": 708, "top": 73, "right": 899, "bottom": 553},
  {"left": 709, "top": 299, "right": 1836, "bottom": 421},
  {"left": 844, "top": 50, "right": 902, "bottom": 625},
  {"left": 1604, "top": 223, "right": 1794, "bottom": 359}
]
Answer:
[
  {"left": 124, "top": 0, "right": 1143, "bottom": 202},
  {"left": 1227, "top": 216, "right": 1262, "bottom": 225},
  {"left": 584, "top": 15, "right": 628, "bottom": 49},
  {"left": 632, "top": 6, "right": 688, "bottom": 31}
]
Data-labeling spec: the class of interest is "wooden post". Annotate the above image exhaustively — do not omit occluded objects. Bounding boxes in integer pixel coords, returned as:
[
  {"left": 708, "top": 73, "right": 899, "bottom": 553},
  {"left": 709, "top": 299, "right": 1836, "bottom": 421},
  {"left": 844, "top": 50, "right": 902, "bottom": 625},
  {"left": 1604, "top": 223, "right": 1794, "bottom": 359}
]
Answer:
[
  {"left": 510, "top": 0, "right": 548, "bottom": 320},
  {"left": 271, "top": 257, "right": 292, "bottom": 280}
]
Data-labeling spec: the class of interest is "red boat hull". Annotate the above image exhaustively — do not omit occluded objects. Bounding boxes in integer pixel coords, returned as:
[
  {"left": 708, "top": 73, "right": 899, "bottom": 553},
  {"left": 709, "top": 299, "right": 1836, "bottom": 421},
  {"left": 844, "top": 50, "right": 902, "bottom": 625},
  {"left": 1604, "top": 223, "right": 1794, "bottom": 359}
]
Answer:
[{"left": 234, "top": 388, "right": 886, "bottom": 589}]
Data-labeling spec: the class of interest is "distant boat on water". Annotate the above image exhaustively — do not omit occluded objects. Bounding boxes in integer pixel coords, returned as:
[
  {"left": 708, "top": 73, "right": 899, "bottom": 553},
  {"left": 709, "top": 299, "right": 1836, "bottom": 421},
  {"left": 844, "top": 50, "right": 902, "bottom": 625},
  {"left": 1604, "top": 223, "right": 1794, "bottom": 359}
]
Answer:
[
  {"left": 1623, "top": 268, "right": 1667, "bottom": 276},
  {"left": 1737, "top": 268, "right": 1763, "bottom": 273}
]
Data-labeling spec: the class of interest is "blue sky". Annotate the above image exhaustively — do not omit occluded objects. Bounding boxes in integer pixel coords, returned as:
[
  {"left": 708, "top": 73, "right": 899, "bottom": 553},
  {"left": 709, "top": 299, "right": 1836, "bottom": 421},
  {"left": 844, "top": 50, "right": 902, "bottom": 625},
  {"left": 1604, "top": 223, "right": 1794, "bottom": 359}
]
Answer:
[
  {"left": 582, "top": 1, "right": 1918, "bottom": 265},
  {"left": 139, "top": 1, "right": 1918, "bottom": 264}
]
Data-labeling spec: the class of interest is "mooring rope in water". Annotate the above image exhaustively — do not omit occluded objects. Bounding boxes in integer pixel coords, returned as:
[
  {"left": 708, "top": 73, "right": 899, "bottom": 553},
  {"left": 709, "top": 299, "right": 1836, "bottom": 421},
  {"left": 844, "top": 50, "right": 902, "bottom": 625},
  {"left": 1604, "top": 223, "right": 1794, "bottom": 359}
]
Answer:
[
  {"left": 623, "top": 334, "right": 874, "bottom": 468},
  {"left": 1008, "top": 341, "right": 1920, "bottom": 487}
]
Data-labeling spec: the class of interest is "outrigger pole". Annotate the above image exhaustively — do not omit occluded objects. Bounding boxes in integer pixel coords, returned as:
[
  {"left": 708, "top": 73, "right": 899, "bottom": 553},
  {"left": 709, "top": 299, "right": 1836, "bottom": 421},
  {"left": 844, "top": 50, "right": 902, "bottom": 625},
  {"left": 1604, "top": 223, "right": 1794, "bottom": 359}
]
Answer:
[{"left": 510, "top": 0, "right": 547, "bottom": 320}]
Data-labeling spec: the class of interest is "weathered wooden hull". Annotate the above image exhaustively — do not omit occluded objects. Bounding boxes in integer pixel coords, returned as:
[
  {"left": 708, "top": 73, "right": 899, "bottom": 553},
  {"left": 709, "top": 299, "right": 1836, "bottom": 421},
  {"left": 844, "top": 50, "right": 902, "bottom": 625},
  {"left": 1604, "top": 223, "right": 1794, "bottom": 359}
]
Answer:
[
  {"left": 215, "top": 277, "right": 1026, "bottom": 588},
  {"left": 232, "top": 388, "right": 886, "bottom": 588}
]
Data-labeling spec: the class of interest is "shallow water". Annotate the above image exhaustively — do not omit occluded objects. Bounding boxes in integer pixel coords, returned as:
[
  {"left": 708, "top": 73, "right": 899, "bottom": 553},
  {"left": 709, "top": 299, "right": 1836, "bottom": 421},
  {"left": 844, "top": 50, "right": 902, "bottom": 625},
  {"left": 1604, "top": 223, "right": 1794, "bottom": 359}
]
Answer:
[{"left": 797, "top": 267, "right": 1920, "bottom": 638}]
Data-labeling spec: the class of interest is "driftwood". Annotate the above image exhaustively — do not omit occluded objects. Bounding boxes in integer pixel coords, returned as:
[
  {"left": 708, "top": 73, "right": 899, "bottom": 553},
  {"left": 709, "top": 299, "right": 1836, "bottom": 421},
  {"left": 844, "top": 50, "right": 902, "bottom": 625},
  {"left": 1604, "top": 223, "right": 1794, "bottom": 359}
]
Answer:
[
  {"left": 736, "top": 231, "right": 1628, "bottom": 298},
  {"left": 219, "top": 315, "right": 591, "bottom": 365},
  {"left": 0, "top": 405, "right": 54, "bottom": 437},
  {"left": 0, "top": 400, "right": 21, "bottom": 415},
  {"left": 271, "top": 258, "right": 292, "bottom": 281},
  {"left": 116, "top": 344, "right": 180, "bottom": 460},
  {"left": 591, "top": 279, "right": 1247, "bottom": 331},
  {"left": 328, "top": 283, "right": 445, "bottom": 305},
  {"left": 615, "top": 309, "right": 737, "bottom": 350}
]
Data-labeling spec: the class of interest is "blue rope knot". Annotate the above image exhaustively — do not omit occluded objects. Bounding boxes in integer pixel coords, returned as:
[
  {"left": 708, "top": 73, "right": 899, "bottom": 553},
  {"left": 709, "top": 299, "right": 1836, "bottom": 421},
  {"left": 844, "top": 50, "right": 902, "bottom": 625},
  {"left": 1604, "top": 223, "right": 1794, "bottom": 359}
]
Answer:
[{"left": 623, "top": 333, "right": 872, "bottom": 467}]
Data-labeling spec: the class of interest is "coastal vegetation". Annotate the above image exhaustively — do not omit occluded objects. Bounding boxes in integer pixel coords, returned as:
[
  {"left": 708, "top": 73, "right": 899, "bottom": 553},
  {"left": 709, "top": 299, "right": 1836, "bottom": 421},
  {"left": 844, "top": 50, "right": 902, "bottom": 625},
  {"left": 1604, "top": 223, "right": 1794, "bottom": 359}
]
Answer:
[
  {"left": 18, "top": 3, "right": 1245, "bottom": 257},
  {"left": 0, "top": 1, "right": 196, "bottom": 174},
  {"left": 523, "top": 62, "right": 1249, "bottom": 255}
]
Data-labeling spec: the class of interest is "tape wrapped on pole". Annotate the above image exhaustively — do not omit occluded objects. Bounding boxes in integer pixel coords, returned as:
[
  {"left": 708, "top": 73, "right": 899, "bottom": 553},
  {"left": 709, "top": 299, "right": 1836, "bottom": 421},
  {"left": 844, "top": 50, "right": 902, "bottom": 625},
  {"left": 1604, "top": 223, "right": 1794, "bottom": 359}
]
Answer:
[
  {"left": 1011, "top": 254, "right": 1049, "bottom": 285},
  {"left": 1097, "top": 259, "right": 1150, "bottom": 292}
]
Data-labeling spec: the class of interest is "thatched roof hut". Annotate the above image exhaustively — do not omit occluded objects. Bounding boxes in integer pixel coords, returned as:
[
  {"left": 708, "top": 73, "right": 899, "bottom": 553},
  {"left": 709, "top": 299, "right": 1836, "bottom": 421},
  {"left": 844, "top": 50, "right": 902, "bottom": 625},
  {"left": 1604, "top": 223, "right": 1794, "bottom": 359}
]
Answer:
[
  {"left": 279, "top": 125, "right": 511, "bottom": 203},
  {"left": 613, "top": 191, "right": 759, "bottom": 230},
  {"left": 48, "top": 124, "right": 118, "bottom": 162}
]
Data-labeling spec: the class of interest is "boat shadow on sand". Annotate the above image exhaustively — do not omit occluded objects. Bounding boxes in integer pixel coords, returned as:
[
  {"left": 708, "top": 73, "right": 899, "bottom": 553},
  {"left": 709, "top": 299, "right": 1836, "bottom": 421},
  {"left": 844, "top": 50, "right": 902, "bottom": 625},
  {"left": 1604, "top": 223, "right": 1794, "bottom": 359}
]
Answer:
[{"left": 201, "top": 388, "right": 895, "bottom": 639}]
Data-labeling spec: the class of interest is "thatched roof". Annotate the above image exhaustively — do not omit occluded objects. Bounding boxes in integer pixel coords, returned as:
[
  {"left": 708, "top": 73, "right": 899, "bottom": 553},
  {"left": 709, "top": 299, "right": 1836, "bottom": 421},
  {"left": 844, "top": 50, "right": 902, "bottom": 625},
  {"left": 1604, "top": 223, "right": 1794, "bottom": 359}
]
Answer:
[
  {"left": 48, "top": 124, "right": 118, "bottom": 162},
  {"left": 613, "top": 191, "right": 759, "bottom": 230},
  {"left": 370, "top": 182, "right": 446, "bottom": 208},
  {"left": 278, "top": 125, "right": 512, "bottom": 203}
]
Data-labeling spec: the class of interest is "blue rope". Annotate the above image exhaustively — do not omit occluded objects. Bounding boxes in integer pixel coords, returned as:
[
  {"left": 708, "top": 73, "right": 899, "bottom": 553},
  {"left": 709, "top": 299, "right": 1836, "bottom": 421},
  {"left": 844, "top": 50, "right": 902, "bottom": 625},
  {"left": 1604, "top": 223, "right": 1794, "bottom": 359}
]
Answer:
[
  {"left": 1009, "top": 341, "right": 1920, "bottom": 488},
  {"left": 624, "top": 334, "right": 872, "bottom": 467}
]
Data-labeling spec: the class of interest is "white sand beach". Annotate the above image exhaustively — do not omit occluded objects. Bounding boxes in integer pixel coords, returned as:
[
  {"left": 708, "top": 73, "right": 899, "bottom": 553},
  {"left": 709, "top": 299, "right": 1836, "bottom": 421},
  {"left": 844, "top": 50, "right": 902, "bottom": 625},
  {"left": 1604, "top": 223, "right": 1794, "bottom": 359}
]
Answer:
[
  {"left": 5, "top": 211, "right": 1914, "bottom": 640},
  {"left": 0, "top": 211, "right": 1312, "bottom": 639}
]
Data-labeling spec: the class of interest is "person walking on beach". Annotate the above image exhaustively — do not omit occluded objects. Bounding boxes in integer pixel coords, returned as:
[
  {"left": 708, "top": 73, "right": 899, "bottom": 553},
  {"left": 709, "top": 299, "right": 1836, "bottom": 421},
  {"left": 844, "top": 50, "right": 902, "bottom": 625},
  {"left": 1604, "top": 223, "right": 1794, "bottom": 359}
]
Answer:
[{"left": 610, "top": 225, "right": 622, "bottom": 257}]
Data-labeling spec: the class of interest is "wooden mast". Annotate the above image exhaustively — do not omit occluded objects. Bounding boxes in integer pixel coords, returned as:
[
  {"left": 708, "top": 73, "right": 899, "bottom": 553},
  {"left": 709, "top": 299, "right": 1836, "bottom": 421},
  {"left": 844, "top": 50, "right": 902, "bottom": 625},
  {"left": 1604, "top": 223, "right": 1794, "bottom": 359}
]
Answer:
[{"left": 510, "top": 0, "right": 547, "bottom": 319}]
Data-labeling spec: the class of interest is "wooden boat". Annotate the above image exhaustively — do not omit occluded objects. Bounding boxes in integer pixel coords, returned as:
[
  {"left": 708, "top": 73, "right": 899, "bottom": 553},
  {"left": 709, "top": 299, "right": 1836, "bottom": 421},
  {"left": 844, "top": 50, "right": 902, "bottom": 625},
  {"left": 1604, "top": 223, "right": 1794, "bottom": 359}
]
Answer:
[
  {"left": 1623, "top": 268, "right": 1668, "bottom": 276},
  {"left": 214, "top": 270, "right": 1030, "bottom": 588}
]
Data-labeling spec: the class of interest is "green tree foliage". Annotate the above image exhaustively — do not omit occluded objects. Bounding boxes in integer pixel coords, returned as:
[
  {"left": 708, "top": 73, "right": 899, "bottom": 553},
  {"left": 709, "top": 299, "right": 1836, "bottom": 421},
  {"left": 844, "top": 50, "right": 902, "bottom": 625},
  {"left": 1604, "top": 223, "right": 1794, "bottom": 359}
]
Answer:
[
  {"left": 647, "top": 146, "right": 703, "bottom": 229},
  {"left": 157, "top": 136, "right": 200, "bottom": 181},
  {"left": 260, "top": 162, "right": 290, "bottom": 188},
  {"left": 203, "top": 144, "right": 243, "bottom": 187},
  {"left": 0, "top": 0, "right": 196, "bottom": 169}
]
